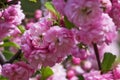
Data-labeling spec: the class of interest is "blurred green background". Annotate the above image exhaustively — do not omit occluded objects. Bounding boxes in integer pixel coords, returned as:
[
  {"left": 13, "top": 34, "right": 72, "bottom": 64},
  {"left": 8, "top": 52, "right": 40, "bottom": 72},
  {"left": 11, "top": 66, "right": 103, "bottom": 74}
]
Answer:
[{"left": 21, "top": 0, "right": 41, "bottom": 18}]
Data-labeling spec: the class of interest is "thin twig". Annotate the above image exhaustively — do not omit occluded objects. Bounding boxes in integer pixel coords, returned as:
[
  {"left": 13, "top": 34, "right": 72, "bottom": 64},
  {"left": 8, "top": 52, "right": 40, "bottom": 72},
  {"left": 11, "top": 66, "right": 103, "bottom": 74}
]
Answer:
[
  {"left": 6, "top": 49, "right": 22, "bottom": 64},
  {"left": 6, "top": 0, "right": 19, "bottom": 5},
  {"left": 93, "top": 43, "right": 101, "bottom": 70}
]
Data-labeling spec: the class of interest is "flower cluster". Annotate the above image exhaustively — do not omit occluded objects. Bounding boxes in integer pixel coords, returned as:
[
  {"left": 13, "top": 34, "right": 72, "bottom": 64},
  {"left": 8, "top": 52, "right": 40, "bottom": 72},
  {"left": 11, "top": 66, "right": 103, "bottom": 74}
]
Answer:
[
  {"left": 21, "top": 20, "right": 74, "bottom": 68},
  {"left": 0, "top": 1, "right": 25, "bottom": 41},
  {"left": 53, "top": 0, "right": 117, "bottom": 45},
  {"left": 83, "top": 70, "right": 113, "bottom": 80},
  {"left": 2, "top": 62, "right": 34, "bottom": 80},
  {"left": 0, "top": 0, "right": 120, "bottom": 80}
]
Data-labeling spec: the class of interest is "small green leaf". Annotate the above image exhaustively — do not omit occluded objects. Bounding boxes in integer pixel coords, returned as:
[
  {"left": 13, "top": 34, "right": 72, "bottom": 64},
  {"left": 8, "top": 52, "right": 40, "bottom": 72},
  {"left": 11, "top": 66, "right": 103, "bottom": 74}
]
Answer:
[
  {"left": 101, "top": 52, "right": 116, "bottom": 73},
  {"left": 0, "top": 42, "right": 20, "bottom": 49},
  {"left": 18, "top": 25, "right": 26, "bottom": 34},
  {"left": 41, "top": 66, "right": 54, "bottom": 80},
  {"left": 3, "top": 37, "right": 10, "bottom": 51},
  {"left": 45, "top": 2, "right": 60, "bottom": 19},
  {"left": 2, "top": 50, "right": 14, "bottom": 60},
  {"left": 29, "top": 0, "right": 37, "bottom": 3},
  {"left": 64, "top": 16, "right": 75, "bottom": 29},
  {"left": 45, "top": 2, "right": 56, "bottom": 14},
  {"left": 77, "top": 75, "right": 85, "bottom": 80}
]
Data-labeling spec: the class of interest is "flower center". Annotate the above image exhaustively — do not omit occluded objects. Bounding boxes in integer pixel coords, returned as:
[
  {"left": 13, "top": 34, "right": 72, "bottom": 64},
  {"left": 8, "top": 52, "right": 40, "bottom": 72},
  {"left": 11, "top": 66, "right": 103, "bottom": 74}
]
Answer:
[{"left": 81, "top": 7, "right": 92, "bottom": 15}]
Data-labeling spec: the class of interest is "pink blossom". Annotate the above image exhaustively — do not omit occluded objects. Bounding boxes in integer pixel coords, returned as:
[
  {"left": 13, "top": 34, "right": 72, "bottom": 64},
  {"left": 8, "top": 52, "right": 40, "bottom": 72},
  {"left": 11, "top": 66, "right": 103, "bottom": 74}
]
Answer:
[
  {"left": 98, "top": 41, "right": 120, "bottom": 59},
  {"left": 109, "top": 0, "right": 120, "bottom": 29},
  {"left": 99, "top": 0, "right": 112, "bottom": 13},
  {"left": 71, "top": 66, "right": 85, "bottom": 74},
  {"left": 0, "top": 21, "right": 15, "bottom": 41},
  {"left": 69, "top": 76, "right": 78, "bottom": 80},
  {"left": 10, "top": 27, "right": 21, "bottom": 37},
  {"left": 27, "top": 50, "right": 56, "bottom": 68},
  {"left": 47, "top": 64, "right": 67, "bottom": 80},
  {"left": 7, "top": 0, "right": 12, "bottom": 2},
  {"left": 21, "top": 21, "right": 50, "bottom": 56},
  {"left": 0, "top": 11, "right": 2, "bottom": 17},
  {"left": 3, "top": 2, "right": 25, "bottom": 25},
  {"left": 21, "top": 25, "right": 74, "bottom": 68},
  {"left": 72, "top": 57, "right": 81, "bottom": 65},
  {"left": 74, "top": 13, "right": 117, "bottom": 45},
  {"left": 43, "top": 26, "right": 74, "bottom": 57},
  {"left": 71, "top": 45, "right": 89, "bottom": 60},
  {"left": 26, "top": 22, "right": 34, "bottom": 30},
  {"left": 64, "top": 0, "right": 102, "bottom": 27},
  {"left": 52, "top": 0, "right": 66, "bottom": 15},
  {"left": 34, "top": 9, "right": 42, "bottom": 19},
  {"left": 83, "top": 70, "right": 113, "bottom": 80},
  {"left": 67, "top": 69, "right": 75, "bottom": 79},
  {"left": 81, "top": 60, "right": 92, "bottom": 70},
  {"left": 113, "top": 64, "right": 120, "bottom": 79},
  {"left": 2, "top": 62, "right": 34, "bottom": 80}
]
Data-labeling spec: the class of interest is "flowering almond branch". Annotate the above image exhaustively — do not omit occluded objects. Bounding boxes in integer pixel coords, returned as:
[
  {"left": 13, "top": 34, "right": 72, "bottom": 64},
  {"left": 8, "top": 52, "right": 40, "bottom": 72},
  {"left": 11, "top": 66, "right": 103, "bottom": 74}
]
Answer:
[{"left": 93, "top": 43, "right": 101, "bottom": 70}]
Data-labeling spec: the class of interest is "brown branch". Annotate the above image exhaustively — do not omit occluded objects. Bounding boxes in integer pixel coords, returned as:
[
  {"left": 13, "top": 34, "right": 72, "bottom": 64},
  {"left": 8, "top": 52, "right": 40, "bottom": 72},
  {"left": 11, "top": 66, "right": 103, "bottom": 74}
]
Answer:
[
  {"left": 6, "top": 0, "right": 20, "bottom": 5},
  {"left": 93, "top": 43, "right": 101, "bottom": 70},
  {"left": 5, "top": 49, "right": 22, "bottom": 64}
]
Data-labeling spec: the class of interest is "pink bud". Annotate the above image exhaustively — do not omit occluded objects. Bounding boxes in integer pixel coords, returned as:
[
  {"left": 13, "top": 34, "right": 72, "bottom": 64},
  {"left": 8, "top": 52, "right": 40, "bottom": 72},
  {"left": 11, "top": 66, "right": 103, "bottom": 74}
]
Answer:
[
  {"left": 67, "top": 70, "right": 75, "bottom": 79},
  {"left": 82, "top": 61, "right": 92, "bottom": 70},
  {"left": 72, "top": 57, "right": 81, "bottom": 65},
  {"left": 34, "top": 10, "right": 42, "bottom": 19}
]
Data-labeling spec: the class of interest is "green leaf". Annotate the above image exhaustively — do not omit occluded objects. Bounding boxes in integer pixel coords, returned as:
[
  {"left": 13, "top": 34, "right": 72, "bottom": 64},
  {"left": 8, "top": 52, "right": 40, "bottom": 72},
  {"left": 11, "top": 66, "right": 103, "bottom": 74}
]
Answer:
[
  {"left": 0, "top": 75, "right": 8, "bottom": 80},
  {"left": 101, "top": 52, "right": 116, "bottom": 73},
  {"left": 3, "top": 36, "right": 11, "bottom": 43},
  {"left": 45, "top": 2, "right": 56, "bottom": 14},
  {"left": 3, "top": 37, "right": 11, "bottom": 51},
  {"left": 64, "top": 16, "right": 74, "bottom": 29},
  {"left": 77, "top": 75, "right": 85, "bottom": 80},
  {"left": 45, "top": 2, "right": 60, "bottom": 19},
  {"left": 41, "top": 66, "right": 54, "bottom": 80},
  {"left": 0, "top": 42, "right": 20, "bottom": 49},
  {"left": 18, "top": 25, "right": 26, "bottom": 34},
  {"left": 2, "top": 50, "right": 14, "bottom": 60},
  {"left": 29, "top": 0, "right": 37, "bottom": 3}
]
